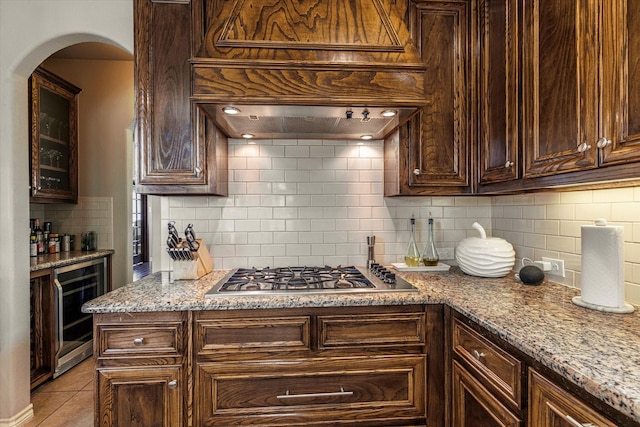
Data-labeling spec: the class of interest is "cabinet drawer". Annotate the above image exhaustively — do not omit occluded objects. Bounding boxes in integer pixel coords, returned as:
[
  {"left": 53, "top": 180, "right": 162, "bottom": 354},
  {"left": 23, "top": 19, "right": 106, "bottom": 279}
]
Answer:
[
  {"left": 95, "top": 312, "right": 186, "bottom": 358},
  {"left": 318, "top": 312, "right": 425, "bottom": 349},
  {"left": 195, "top": 316, "right": 311, "bottom": 355},
  {"left": 529, "top": 369, "right": 617, "bottom": 427},
  {"left": 452, "top": 318, "right": 522, "bottom": 408},
  {"left": 195, "top": 356, "right": 426, "bottom": 426}
]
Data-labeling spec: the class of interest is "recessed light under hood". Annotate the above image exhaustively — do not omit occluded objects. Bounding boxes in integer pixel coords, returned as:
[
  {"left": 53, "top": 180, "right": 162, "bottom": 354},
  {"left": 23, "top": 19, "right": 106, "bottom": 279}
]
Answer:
[{"left": 204, "top": 105, "right": 418, "bottom": 140}]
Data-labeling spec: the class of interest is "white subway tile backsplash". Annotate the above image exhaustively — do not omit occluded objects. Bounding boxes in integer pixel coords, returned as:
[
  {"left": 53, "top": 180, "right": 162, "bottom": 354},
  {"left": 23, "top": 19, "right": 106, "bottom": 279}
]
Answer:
[{"left": 161, "top": 139, "right": 640, "bottom": 306}]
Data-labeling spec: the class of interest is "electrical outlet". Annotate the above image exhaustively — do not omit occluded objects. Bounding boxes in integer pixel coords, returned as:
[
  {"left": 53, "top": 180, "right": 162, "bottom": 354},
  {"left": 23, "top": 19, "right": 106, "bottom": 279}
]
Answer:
[
  {"left": 542, "top": 257, "right": 565, "bottom": 278},
  {"left": 438, "top": 247, "right": 455, "bottom": 260}
]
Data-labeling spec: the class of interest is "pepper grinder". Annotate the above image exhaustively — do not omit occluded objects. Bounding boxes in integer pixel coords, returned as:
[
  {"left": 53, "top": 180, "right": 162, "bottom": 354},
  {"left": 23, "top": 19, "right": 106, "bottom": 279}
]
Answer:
[{"left": 367, "top": 235, "right": 376, "bottom": 268}]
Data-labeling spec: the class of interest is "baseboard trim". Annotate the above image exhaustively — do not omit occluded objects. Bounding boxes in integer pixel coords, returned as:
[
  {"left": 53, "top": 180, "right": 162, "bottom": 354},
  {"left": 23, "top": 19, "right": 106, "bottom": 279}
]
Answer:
[{"left": 0, "top": 404, "right": 34, "bottom": 427}]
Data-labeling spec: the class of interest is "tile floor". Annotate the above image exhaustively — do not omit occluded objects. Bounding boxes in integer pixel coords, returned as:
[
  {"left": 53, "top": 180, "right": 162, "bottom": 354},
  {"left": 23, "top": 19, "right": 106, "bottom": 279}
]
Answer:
[{"left": 25, "top": 358, "right": 94, "bottom": 427}]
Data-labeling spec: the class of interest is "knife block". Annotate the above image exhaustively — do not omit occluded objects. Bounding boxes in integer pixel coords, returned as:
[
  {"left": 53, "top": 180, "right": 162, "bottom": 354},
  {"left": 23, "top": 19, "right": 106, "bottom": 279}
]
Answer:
[{"left": 172, "top": 239, "right": 213, "bottom": 280}]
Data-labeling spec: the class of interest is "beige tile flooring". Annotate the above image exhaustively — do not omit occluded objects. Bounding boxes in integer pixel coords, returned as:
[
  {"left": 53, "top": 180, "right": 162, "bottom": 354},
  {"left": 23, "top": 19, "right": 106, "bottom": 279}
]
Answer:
[{"left": 25, "top": 358, "right": 94, "bottom": 427}]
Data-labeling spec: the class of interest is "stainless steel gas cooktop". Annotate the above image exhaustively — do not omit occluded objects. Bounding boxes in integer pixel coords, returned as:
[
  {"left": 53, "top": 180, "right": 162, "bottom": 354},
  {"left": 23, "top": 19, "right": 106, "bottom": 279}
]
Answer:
[{"left": 205, "top": 265, "right": 418, "bottom": 297}]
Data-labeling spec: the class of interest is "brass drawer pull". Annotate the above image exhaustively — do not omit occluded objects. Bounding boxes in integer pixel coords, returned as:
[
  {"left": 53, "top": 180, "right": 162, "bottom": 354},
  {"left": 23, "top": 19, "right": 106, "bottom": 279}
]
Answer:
[
  {"left": 133, "top": 337, "right": 145, "bottom": 346},
  {"left": 277, "top": 387, "right": 354, "bottom": 399},
  {"left": 168, "top": 380, "right": 178, "bottom": 389},
  {"left": 473, "top": 349, "right": 486, "bottom": 360},
  {"left": 566, "top": 415, "right": 597, "bottom": 427}
]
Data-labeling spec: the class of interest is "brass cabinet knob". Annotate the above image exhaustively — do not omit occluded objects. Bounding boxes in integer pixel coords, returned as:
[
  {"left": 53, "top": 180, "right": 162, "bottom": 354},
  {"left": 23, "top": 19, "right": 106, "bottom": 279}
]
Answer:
[
  {"left": 168, "top": 380, "right": 178, "bottom": 389},
  {"left": 596, "top": 137, "right": 612, "bottom": 148},
  {"left": 413, "top": 169, "right": 421, "bottom": 176},
  {"left": 133, "top": 337, "right": 144, "bottom": 346},
  {"left": 504, "top": 161, "right": 514, "bottom": 168}
]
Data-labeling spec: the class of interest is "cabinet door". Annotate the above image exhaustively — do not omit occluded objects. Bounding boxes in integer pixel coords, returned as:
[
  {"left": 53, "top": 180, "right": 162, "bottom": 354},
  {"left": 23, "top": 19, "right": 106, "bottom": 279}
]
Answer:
[
  {"left": 30, "top": 270, "right": 55, "bottom": 389},
  {"left": 134, "top": 0, "right": 228, "bottom": 195},
  {"left": 386, "top": 1, "right": 470, "bottom": 195},
  {"left": 528, "top": 369, "right": 617, "bottom": 427},
  {"left": 522, "top": 0, "right": 599, "bottom": 178},
  {"left": 97, "top": 366, "right": 183, "bottom": 427},
  {"left": 452, "top": 361, "right": 522, "bottom": 427},
  {"left": 599, "top": 0, "right": 640, "bottom": 166},
  {"left": 478, "top": 0, "right": 519, "bottom": 185},
  {"left": 29, "top": 67, "right": 80, "bottom": 203}
]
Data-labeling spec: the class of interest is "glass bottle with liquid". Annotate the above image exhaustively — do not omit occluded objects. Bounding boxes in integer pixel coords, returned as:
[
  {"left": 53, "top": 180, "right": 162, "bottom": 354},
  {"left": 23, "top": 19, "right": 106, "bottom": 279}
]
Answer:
[
  {"left": 405, "top": 214, "right": 421, "bottom": 267},
  {"left": 422, "top": 213, "right": 440, "bottom": 266}
]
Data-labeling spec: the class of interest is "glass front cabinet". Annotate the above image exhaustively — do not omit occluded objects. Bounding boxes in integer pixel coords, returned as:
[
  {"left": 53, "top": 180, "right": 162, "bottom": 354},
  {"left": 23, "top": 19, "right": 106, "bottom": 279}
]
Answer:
[{"left": 29, "top": 67, "right": 81, "bottom": 203}]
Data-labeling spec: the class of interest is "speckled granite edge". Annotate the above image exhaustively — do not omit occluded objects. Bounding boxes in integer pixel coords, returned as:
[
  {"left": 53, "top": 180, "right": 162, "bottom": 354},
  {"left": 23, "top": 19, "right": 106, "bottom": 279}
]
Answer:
[
  {"left": 30, "top": 250, "right": 114, "bottom": 272},
  {"left": 82, "top": 267, "right": 640, "bottom": 423}
]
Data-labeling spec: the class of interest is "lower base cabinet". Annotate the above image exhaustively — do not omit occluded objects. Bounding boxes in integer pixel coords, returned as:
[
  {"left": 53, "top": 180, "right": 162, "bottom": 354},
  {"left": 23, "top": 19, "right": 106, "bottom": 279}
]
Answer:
[
  {"left": 93, "top": 305, "right": 441, "bottom": 427},
  {"left": 451, "top": 361, "right": 522, "bottom": 427},
  {"left": 528, "top": 369, "right": 617, "bottom": 427},
  {"left": 449, "top": 309, "right": 635, "bottom": 427},
  {"left": 96, "top": 366, "right": 183, "bottom": 427}
]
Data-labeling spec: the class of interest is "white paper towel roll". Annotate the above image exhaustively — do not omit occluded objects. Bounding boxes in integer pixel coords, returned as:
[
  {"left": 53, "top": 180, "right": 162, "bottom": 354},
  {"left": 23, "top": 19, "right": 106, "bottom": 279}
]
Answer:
[{"left": 572, "top": 218, "right": 634, "bottom": 313}]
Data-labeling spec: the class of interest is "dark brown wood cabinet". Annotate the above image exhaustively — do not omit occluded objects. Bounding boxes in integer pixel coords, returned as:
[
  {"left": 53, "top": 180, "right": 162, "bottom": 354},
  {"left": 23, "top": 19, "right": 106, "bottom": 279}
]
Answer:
[
  {"left": 29, "top": 67, "right": 80, "bottom": 204},
  {"left": 528, "top": 369, "right": 617, "bottom": 427},
  {"left": 193, "top": 305, "right": 441, "bottom": 427},
  {"left": 450, "top": 315, "right": 524, "bottom": 426},
  {"left": 385, "top": 0, "right": 473, "bottom": 196},
  {"left": 452, "top": 361, "right": 522, "bottom": 427},
  {"left": 477, "top": 0, "right": 520, "bottom": 185},
  {"left": 479, "top": 0, "right": 640, "bottom": 193},
  {"left": 94, "top": 311, "right": 188, "bottom": 427},
  {"left": 521, "top": 0, "right": 599, "bottom": 179},
  {"left": 93, "top": 304, "right": 443, "bottom": 427},
  {"left": 598, "top": 1, "right": 640, "bottom": 168},
  {"left": 134, "top": 0, "right": 228, "bottom": 195},
  {"left": 30, "top": 269, "right": 55, "bottom": 389},
  {"left": 449, "top": 309, "right": 640, "bottom": 427}
]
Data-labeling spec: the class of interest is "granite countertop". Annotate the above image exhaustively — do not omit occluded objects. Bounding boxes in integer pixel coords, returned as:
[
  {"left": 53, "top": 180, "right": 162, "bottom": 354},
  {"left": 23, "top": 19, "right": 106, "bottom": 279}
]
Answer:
[
  {"left": 30, "top": 249, "right": 115, "bottom": 272},
  {"left": 82, "top": 267, "right": 640, "bottom": 423}
]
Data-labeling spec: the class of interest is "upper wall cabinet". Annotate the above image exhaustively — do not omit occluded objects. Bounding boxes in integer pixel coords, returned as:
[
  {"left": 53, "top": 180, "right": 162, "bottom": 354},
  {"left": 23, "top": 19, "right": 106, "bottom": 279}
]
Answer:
[
  {"left": 134, "top": 0, "right": 227, "bottom": 196},
  {"left": 599, "top": 1, "right": 640, "bottom": 167},
  {"left": 385, "top": 0, "right": 473, "bottom": 196},
  {"left": 477, "top": 0, "right": 519, "bottom": 186},
  {"left": 480, "top": 0, "right": 640, "bottom": 193},
  {"left": 29, "top": 67, "right": 81, "bottom": 204},
  {"left": 521, "top": 0, "right": 599, "bottom": 178}
]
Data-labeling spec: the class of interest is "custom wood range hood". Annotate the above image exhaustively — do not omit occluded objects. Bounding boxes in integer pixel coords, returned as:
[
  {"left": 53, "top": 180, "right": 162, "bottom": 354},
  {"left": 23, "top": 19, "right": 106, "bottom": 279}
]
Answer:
[{"left": 190, "top": 0, "right": 427, "bottom": 139}]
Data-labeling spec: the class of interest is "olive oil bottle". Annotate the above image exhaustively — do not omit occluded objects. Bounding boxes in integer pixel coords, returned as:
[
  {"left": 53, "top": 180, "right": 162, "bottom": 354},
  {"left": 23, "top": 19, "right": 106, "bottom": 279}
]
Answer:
[
  {"left": 422, "top": 212, "right": 439, "bottom": 266},
  {"left": 405, "top": 214, "right": 421, "bottom": 267}
]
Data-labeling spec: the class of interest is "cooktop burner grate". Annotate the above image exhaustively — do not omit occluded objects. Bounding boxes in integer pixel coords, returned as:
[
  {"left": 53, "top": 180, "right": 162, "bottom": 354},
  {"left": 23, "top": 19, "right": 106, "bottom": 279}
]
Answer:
[
  {"left": 220, "top": 266, "right": 376, "bottom": 292},
  {"left": 204, "top": 265, "right": 419, "bottom": 296}
]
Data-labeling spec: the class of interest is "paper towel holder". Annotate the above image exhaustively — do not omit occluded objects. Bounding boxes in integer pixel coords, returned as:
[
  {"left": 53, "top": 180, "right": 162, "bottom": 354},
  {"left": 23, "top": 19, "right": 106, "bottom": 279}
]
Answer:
[
  {"left": 572, "top": 296, "right": 634, "bottom": 314},
  {"left": 571, "top": 218, "right": 635, "bottom": 314}
]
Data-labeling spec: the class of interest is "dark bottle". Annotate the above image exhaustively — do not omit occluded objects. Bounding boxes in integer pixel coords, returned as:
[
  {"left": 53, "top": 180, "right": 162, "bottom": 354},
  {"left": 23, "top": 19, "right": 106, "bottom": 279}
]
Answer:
[{"left": 33, "top": 218, "right": 45, "bottom": 254}]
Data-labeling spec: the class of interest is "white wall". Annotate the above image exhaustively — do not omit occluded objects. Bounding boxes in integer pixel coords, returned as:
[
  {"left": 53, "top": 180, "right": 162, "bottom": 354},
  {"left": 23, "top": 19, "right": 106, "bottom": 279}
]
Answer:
[{"left": 0, "top": 0, "right": 132, "bottom": 422}]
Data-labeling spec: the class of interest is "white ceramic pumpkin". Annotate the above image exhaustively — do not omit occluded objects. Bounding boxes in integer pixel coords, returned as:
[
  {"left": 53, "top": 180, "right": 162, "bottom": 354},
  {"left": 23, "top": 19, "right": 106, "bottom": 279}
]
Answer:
[{"left": 455, "top": 222, "right": 515, "bottom": 278}]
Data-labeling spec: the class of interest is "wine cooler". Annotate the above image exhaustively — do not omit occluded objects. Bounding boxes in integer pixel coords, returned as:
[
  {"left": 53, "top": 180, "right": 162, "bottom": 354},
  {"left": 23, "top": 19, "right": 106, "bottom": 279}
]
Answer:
[{"left": 53, "top": 257, "right": 107, "bottom": 377}]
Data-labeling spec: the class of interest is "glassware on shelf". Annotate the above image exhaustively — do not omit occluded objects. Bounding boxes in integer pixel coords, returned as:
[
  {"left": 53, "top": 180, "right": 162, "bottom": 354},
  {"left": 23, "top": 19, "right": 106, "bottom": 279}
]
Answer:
[
  {"left": 422, "top": 212, "right": 440, "bottom": 266},
  {"left": 405, "top": 214, "right": 421, "bottom": 267}
]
